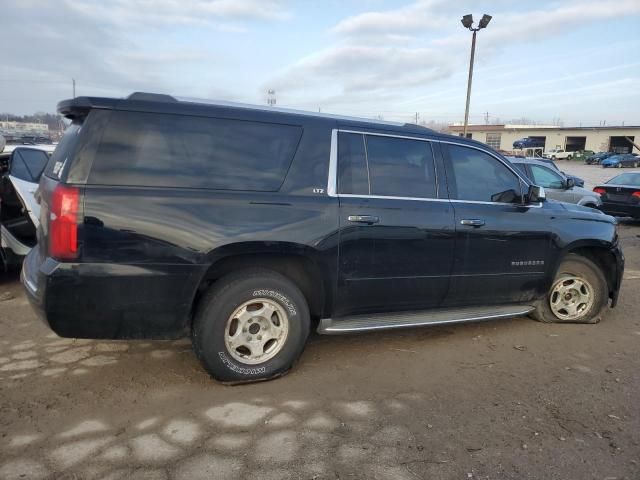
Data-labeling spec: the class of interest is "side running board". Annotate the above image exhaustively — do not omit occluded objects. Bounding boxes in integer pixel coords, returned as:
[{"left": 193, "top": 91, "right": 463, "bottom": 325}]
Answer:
[{"left": 317, "top": 304, "right": 534, "bottom": 335}]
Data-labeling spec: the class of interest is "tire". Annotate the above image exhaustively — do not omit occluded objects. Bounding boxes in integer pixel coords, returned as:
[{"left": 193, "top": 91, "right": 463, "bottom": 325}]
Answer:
[
  {"left": 531, "top": 254, "right": 607, "bottom": 324},
  {"left": 192, "top": 269, "right": 310, "bottom": 384},
  {"left": 567, "top": 155, "right": 572, "bottom": 160},
  {"left": 617, "top": 163, "right": 622, "bottom": 168},
  {"left": 551, "top": 156, "right": 556, "bottom": 160}
]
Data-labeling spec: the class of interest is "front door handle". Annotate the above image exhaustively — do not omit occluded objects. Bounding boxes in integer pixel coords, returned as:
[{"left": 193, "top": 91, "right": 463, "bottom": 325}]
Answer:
[
  {"left": 460, "top": 219, "right": 485, "bottom": 227},
  {"left": 348, "top": 215, "right": 380, "bottom": 224}
]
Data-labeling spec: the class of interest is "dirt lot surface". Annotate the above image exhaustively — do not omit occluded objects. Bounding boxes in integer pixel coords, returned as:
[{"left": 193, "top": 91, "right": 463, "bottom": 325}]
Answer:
[{"left": 1, "top": 163, "right": 639, "bottom": 480}]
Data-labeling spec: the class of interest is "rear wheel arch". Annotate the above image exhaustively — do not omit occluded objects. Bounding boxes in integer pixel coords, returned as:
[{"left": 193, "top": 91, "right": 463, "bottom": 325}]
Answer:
[{"left": 191, "top": 245, "right": 329, "bottom": 327}]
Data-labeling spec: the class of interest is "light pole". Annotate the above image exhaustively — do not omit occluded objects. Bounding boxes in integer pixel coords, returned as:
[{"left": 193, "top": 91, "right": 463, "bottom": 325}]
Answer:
[{"left": 461, "top": 13, "right": 491, "bottom": 137}]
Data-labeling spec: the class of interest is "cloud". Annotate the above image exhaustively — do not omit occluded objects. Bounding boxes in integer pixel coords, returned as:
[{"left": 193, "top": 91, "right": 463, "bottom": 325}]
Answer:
[
  {"left": 67, "top": 0, "right": 291, "bottom": 27},
  {"left": 331, "top": 0, "right": 448, "bottom": 36},
  {"left": 0, "top": 0, "right": 290, "bottom": 113},
  {"left": 266, "top": 0, "right": 640, "bottom": 112}
]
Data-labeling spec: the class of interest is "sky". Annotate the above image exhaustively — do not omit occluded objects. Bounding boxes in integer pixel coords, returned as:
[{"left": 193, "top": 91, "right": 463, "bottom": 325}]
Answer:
[{"left": 2, "top": 0, "right": 640, "bottom": 126}]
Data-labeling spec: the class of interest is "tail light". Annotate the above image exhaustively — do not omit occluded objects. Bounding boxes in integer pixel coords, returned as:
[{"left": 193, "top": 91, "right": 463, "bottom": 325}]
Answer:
[
  {"left": 49, "top": 185, "right": 80, "bottom": 260},
  {"left": 632, "top": 192, "right": 640, "bottom": 199},
  {"left": 593, "top": 187, "right": 606, "bottom": 195}
]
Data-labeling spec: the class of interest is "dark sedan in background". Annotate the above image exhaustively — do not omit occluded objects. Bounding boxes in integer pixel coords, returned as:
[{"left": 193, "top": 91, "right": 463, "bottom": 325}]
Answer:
[{"left": 594, "top": 172, "right": 640, "bottom": 219}]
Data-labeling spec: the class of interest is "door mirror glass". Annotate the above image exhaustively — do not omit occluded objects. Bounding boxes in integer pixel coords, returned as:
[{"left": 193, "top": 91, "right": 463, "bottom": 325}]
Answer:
[
  {"left": 565, "top": 177, "right": 575, "bottom": 189},
  {"left": 528, "top": 185, "right": 546, "bottom": 203}
]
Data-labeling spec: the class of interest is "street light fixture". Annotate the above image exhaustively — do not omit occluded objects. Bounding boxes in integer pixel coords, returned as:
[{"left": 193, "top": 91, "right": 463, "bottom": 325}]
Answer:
[{"left": 460, "top": 13, "right": 492, "bottom": 137}]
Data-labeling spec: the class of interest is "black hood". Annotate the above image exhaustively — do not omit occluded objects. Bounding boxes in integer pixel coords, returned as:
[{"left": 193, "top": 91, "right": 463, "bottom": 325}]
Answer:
[{"left": 546, "top": 199, "right": 615, "bottom": 224}]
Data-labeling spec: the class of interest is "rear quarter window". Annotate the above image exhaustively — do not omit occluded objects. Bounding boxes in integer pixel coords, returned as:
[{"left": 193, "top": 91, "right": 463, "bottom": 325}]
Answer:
[
  {"left": 88, "top": 111, "right": 303, "bottom": 191},
  {"left": 44, "top": 122, "right": 82, "bottom": 179}
]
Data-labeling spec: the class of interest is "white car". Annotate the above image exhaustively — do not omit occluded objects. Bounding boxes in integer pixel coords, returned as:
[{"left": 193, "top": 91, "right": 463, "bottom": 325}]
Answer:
[
  {"left": 1, "top": 147, "right": 50, "bottom": 269},
  {"left": 542, "top": 149, "right": 575, "bottom": 160}
]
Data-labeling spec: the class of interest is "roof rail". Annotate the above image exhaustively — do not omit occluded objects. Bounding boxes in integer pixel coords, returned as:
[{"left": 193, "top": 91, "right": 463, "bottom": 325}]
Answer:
[{"left": 127, "top": 92, "right": 177, "bottom": 102}]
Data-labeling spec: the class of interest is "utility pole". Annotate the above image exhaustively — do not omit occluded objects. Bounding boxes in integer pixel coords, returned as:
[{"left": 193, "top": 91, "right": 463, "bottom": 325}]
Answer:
[
  {"left": 484, "top": 111, "right": 489, "bottom": 124},
  {"left": 415, "top": 112, "right": 420, "bottom": 124},
  {"left": 72, "top": 78, "right": 76, "bottom": 98},
  {"left": 460, "top": 14, "right": 492, "bottom": 138}
]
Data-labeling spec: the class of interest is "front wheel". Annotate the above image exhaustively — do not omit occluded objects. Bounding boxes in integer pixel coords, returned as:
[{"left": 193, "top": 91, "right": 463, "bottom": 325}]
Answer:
[
  {"left": 192, "top": 269, "right": 310, "bottom": 383},
  {"left": 531, "top": 254, "right": 607, "bottom": 324}
]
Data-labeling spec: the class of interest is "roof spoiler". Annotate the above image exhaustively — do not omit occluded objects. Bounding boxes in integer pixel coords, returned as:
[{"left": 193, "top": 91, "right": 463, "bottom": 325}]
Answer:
[{"left": 57, "top": 92, "right": 177, "bottom": 119}]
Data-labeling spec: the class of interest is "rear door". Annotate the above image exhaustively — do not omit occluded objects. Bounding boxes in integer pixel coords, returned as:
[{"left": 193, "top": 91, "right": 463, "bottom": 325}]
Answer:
[
  {"left": 333, "top": 130, "right": 455, "bottom": 317},
  {"left": 441, "top": 142, "right": 551, "bottom": 307}
]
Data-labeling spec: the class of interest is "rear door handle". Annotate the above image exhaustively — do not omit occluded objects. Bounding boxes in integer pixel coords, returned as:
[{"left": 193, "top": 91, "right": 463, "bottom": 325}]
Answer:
[
  {"left": 348, "top": 215, "right": 379, "bottom": 224},
  {"left": 460, "top": 219, "right": 485, "bottom": 227}
]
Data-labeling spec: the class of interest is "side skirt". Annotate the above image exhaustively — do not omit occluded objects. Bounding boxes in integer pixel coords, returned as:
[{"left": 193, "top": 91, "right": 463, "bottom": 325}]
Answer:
[{"left": 318, "top": 304, "right": 534, "bottom": 335}]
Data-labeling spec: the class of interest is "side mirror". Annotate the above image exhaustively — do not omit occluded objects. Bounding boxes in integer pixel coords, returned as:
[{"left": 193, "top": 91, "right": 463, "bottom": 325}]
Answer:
[
  {"left": 528, "top": 184, "right": 546, "bottom": 203},
  {"left": 565, "top": 177, "right": 575, "bottom": 189}
]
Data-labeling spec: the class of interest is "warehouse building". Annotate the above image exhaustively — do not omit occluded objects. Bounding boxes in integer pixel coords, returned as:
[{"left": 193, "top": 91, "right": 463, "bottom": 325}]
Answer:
[{"left": 447, "top": 124, "right": 640, "bottom": 154}]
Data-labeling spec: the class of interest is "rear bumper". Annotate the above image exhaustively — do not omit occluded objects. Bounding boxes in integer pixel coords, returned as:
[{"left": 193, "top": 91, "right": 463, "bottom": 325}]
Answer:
[
  {"left": 21, "top": 248, "right": 205, "bottom": 339},
  {"left": 599, "top": 202, "right": 640, "bottom": 219}
]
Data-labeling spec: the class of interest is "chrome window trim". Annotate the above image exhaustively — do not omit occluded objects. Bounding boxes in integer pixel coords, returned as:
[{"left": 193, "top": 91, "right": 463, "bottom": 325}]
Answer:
[
  {"left": 327, "top": 129, "right": 338, "bottom": 196},
  {"left": 339, "top": 193, "right": 450, "bottom": 203},
  {"left": 328, "top": 128, "right": 542, "bottom": 208}
]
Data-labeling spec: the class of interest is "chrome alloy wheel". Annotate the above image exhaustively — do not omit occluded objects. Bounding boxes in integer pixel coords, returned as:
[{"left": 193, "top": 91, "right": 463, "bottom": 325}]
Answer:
[
  {"left": 549, "top": 276, "right": 594, "bottom": 321},
  {"left": 224, "top": 298, "right": 289, "bottom": 364}
]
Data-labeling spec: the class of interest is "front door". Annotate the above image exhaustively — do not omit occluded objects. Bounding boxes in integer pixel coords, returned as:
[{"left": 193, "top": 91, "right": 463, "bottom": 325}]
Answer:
[
  {"left": 333, "top": 131, "right": 455, "bottom": 317},
  {"left": 441, "top": 143, "right": 552, "bottom": 307}
]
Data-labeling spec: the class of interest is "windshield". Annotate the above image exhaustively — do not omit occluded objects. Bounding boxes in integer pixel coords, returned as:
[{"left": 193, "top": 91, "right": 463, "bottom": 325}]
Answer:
[{"left": 607, "top": 173, "right": 640, "bottom": 186}]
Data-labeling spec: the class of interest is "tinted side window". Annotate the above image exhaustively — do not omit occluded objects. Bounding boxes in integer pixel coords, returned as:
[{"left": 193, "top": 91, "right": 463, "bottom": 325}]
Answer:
[
  {"left": 45, "top": 122, "right": 82, "bottom": 179},
  {"left": 446, "top": 145, "right": 522, "bottom": 203},
  {"left": 10, "top": 151, "right": 32, "bottom": 181},
  {"left": 337, "top": 132, "right": 368, "bottom": 195},
  {"left": 529, "top": 164, "right": 564, "bottom": 189},
  {"left": 89, "top": 112, "right": 302, "bottom": 191},
  {"left": 17, "top": 149, "right": 49, "bottom": 181},
  {"left": 365, "top": 135, "right": 436, "bottom": 198}
]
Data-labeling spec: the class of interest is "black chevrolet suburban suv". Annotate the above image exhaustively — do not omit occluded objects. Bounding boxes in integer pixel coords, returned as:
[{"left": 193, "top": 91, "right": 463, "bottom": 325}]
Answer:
[{"left": 22, "top": 92, "right": 624, "bottom": 383}]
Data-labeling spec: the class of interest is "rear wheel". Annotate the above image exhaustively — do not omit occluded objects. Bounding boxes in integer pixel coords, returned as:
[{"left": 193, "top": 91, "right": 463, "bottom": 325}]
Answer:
[
  {"left": 192, "top": 269, "right": 310, "bottom": 384},
  {"left": 532, "top": 254, "right": 607, "bottom": 324},
  {"left": 567, "top": 155, "right": 572, "bottom": 160}
]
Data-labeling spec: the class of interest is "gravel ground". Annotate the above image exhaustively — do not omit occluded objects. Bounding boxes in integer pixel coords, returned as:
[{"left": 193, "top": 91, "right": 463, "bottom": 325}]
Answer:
[{"left": 1, "top": 162, "right": 639, "bottom": 480}]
